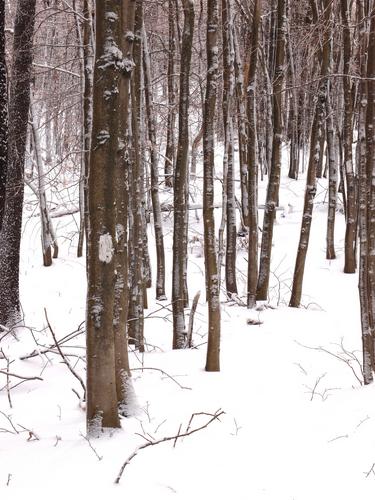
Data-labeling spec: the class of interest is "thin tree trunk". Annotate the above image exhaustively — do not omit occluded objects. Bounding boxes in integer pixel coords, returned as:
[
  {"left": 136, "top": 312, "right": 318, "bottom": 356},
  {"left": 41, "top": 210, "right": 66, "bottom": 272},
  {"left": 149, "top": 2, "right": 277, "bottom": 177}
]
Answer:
[
  {"left": 222, "top": 0, "right": 237, "bottom": 298},
  {"left": 365, "top": 4, "right": 375, "bottom": 376},
  {"left": 113, "top": 0, "right": 136, "bottom": 412},
  {"left": 289, "top": 0, "right": 331, "bottom": 308},
  {"left": 172, "top": 0, "right": 194, "bottom": 349},
  {"left": 325, "top": 86, "right": 337, "bottom": 260},
  {"left": 204, "top": 0, "right": 220, "bottom": 371},
  {"left": 143, "top": 27, "right": 166, "bottom": 300},
  {"left": 77, "top": 0, "right": 93, "bottom": 258},
  {"left": 164, "top": 0, "right": 177, "bottom": 188},
  {"left": 30, "top": 102, "right": 58, "bottom": 266},
  {"left": 341, "top": 0, "right": 356, "bottom": 274},
  {"left": 246, "top": 0, "right": 260, "bottom": 308},
  {"left": 358, "top": 0, "right": 373, "bottom": 382},
  {"left": 233, "top": 26, "right": 248, "bottom": 228},
  {"left": 128, "top": 1, "right": 145, "bottom": 352},
  {"left": 0, "top": 0, "right": 7, "bottom": 231},
  {"left": 256, "top": 0, "right": 286, "bottom": 301}
]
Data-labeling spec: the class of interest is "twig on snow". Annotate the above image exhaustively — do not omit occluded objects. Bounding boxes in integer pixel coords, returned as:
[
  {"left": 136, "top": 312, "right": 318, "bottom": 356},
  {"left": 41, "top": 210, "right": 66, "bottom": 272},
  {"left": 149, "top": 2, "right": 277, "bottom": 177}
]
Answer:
[
  {"left": 115, "top": 409, "right": 225, "bottom": 484},
  {"left": 131, "top": 367, "right": 191, "bottom": 390},
  {"left": 44, "top": 308, "right": 86, "bottom": 400},
  {"left": 80, "top": 432, "right": 103, "bottom": 461}
]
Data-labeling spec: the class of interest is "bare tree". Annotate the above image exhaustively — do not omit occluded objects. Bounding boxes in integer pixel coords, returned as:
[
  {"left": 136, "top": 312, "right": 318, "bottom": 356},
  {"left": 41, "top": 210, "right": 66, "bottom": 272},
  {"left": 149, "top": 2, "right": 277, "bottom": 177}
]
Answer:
[
  {"left": 0, "top": 0, "right": 37, "bottom": 326},
  {"left": 256, "top": 0, "right": 286, "bottom": 301},
  {"left": 204, "top": 0, "right": 220, "bottom": 371},
  {"left": 86, "top": 0, "right": 133, "bottom": 432},
  {"left": 246, "top": 0, "right": 260, "bottom": 308},
  {"left": 0, "top": 0, "right": 7, "bottom": 231},
  {"left": 172, "top": 0, "right": 194, "bottom": 349}
]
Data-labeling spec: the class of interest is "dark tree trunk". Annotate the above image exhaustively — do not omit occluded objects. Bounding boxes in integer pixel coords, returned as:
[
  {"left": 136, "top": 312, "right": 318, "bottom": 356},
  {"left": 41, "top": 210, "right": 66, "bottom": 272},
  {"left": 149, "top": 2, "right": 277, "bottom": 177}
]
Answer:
[
  {"left": 246, "top": 0, "right": 260, "bottom": 308},
  {"left": 143, "top": 27, "right": 166, "bottom": 301},
  {"left": 0, "top": 0, "right": 37, "bottom": 326},
  {"left": 77, "top": 0, "right": 93, "bottom": 258},
  {"left": 256, "top": 0, "right": 286, "bottom": 301},
  {"left": 289, "top": 0, "right": 332, "bottom": 308},
  {"left": 204, "top": 0, "right": 220, "bottom": 371},
  {"left": 341, "top": 0, "right": 357, "bottom": 274},
  {"left": 128, "top": 1, "right": 145, "bottom": 352},
  {"left": 222, "top": 0, "right": 237, "bottom": 298},
  {"left": 172, "top": 0, "right": 194, "bottom": 349},
  {"left": 0, "top": 0, "right": 7, "bottom": 231},
  {"left": 86, "top": 0, "right": 125, "bottom": 432},
  {"left": 164, "top": 0, "right": 177, "bottom": 188}
]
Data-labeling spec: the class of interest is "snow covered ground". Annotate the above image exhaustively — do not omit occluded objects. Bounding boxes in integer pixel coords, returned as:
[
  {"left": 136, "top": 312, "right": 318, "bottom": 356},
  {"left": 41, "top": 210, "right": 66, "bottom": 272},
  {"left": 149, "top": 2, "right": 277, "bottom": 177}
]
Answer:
[{"left": 1, "top": 147, "right": 375, "bottom": 499}]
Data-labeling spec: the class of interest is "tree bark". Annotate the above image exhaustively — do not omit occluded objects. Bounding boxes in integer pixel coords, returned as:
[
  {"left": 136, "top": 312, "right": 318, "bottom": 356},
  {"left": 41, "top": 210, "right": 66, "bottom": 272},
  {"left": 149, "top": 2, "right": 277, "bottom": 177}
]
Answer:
[
  {"left": 143, "top": 27, "right": 166, "bottom": 300},
  {"left": 256, "top": 0, "right": 286, "bottom": 301},
  {"left": 204, "top": 0, "right": 220, "bottom": 371},
  {"left": 86, "top": 0, "right": 126, "bottom": 432},
  {"left": 246, "top": 0, "right": 260, "bottom": 308},
  {"left": 341, "top": 0, "right": 357, "bottom": 274},
  {"left": 172, "top": 0, "right": 194, "bottom": 349},
  {"left": 289, "top": 0, "right": 331, "bottom": 308},
  {"left": 222, "top": 0, "right": 237, "bottom": 298},
  {"left": 0, "top": 0, "right": 7, "bottom": 231},
  {"left": 0, "top": 0, "right": 37, "bottom": 326},
  {"left": 164, "top": 0, "right": 178, "bottom": 188}
]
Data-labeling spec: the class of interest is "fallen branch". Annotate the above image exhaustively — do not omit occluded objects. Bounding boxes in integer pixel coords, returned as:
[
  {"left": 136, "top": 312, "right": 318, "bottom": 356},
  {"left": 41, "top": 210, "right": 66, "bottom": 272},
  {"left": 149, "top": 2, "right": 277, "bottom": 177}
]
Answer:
[{"left": 115, "top": 409, "right": 224, "bottom": 484}]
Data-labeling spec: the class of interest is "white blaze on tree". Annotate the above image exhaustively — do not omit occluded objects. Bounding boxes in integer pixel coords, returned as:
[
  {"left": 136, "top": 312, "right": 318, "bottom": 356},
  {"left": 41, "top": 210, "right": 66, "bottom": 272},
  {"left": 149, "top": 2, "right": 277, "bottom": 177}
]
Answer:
[{"left": 99, "top": 233, "right": 114, "bottom": 263}]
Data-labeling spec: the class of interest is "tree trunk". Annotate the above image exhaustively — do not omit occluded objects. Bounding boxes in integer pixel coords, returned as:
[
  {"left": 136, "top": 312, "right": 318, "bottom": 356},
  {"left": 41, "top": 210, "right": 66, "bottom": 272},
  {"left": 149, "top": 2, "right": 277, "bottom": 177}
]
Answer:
[
  {"left": 289, "top": 0, "right": 331, "bottom": 308},
  {"left": 341, "top": 0, "right": 356, "bottom": 274},
  {"left": 113, "top": 0, "right": 136, "bottom": 413},
  {"left": 364, "top": 4, "right": 375, "bottom": 378},
  {"left": 86, "top": 0, "right": 125, "bottom": 433},
  {"left": 128, "top": 1, "right": 145, "bottom": 352},
  {"left": 172, "top": 0, "right": 194, "bottom": 349},
  {"left": 204, "top": 0, "right": 220, "bottom": 371},
  {"left": 30, "top": 101, "right": 58, "bottom": 267},
  {"left": 0, "top": 0, "right": 36, "bottom": 327},
  {"left": 143, "top": 27, "right": 166, "bottom": 300},
  {"left": 0, "top": 0, "right": 7, "bottom": 231},
  {"left": 222, "top": 0, "right": 237, "bottom": 298},
  {"left": 77, "top": 0, "right": 93, "bottom": 258},
  {"left": 164, "top": 0, "right": 177, "bottom": 188},
  {"left": 246, "top": 0, "right": 260, "bottom": 308},
  {"left": 256, "top": 0, "right": 286, "bottom": 301}
]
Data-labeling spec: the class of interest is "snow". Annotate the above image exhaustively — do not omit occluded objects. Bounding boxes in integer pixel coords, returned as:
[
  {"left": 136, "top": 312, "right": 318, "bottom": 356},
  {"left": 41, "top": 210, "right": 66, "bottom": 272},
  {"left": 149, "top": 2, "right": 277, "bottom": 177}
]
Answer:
[
  {"left": 98, "top": 233, "right": 114, "bottom": 263},
  {"left": 1, "top": 145, "right": 375, "bottom": 499}
]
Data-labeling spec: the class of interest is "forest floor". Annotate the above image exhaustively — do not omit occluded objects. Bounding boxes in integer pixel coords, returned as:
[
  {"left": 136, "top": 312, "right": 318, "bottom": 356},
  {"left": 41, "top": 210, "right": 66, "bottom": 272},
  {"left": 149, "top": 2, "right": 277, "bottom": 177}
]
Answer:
[{"left": 1, "top": 148, "right": 375, "bottom": 499}]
